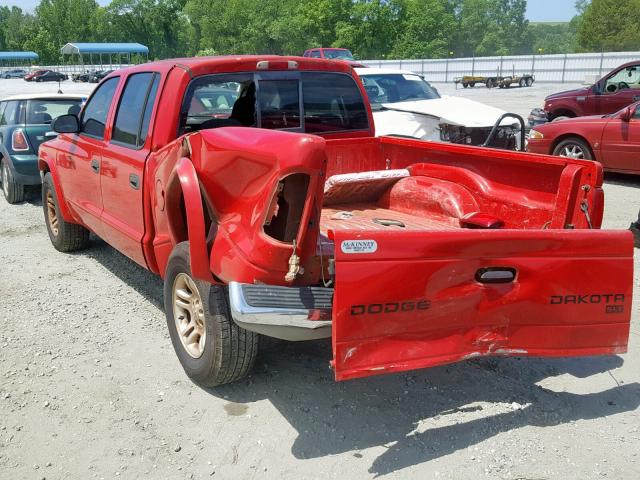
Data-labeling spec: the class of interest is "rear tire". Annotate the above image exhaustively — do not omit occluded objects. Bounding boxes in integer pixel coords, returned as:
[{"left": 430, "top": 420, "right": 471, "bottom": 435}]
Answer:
[
  {"left": 519, "top": 78, "right": 526, "bottom": 87},
  {"left": 526, "top": 78, "right": 533, "bottom": 87},
  {"left": 164, "top": 242, "right": 258, "bottom": 387},
  {"left": 1, "top": 159, "right": 25, "bottom": 204},
  {"left": 469, "top": 82, "right": 475, "bottom": 88},
  {"left": 553, "top": 137, "right": 593, "bottom": 160},
  {"left": 42, "top": 172, "right": 90, "bottom": 252},
  {"left": 462, "top": 82, "right": 468, "bottom": 88}
]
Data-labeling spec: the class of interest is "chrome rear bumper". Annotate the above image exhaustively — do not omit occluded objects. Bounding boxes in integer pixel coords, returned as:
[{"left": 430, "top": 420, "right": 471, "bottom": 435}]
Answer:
[{"left": 228, "top": 282, "right": 333, "bottom": 341}]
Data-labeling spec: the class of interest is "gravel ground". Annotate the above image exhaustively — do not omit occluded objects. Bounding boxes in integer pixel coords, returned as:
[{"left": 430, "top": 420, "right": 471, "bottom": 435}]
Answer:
[{"left": 1, "top": 77, "right": 639, "bottom": 480}]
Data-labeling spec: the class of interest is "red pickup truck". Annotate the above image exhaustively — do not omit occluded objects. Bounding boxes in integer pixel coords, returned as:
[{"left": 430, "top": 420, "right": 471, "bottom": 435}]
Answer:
[{"left": 39, "top": 56, "right": 633, "bottom": 386}]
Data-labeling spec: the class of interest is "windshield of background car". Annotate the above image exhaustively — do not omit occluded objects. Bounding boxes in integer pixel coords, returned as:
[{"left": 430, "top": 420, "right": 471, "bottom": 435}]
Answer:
[
  {"left": 323, "top": 49, "right": 355, "bottom": 60},
  {"left": 360, "top": 74, "right": 440, "bottom": 109},
  {"left": 180, "top": 71, "right": 368, "bottom": 135},
  {"left": 24, "top": 99, "right": 82, "bottom": 124}
]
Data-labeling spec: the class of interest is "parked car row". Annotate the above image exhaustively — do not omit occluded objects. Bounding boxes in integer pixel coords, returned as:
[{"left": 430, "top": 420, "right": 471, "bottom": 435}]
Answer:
[
  {"left": 524, "top": 59, "right": 640, "bottom": 175},
  {"left": 72, "top": 69, "right": 115, "bottom": 83}
]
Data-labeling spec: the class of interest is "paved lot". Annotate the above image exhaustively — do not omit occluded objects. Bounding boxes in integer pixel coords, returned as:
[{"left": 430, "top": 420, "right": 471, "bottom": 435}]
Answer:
[{"left": 0, "top": 77, "right": 639, "bottom": 480}]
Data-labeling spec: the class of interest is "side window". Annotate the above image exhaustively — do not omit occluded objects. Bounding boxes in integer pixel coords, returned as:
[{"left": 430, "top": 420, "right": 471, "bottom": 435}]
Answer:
[
  {"left": 634, "top": 105, "right": 640, "bottom": 119},
  {"left": 81, "top": 77, "right": 119, "bottom": 139},
  {"left": 0, "top": 102, "right": 6, "bottom": 124},
  {"left": 112, "top": 73, "right": 159, "bottom": 148},
  {"left": 310, "top": 50, "right": 321, "bottom": 58},
  {"left": 139, "top": 75, "right": 160, "bottom": 146},
  {"left": 0, "top": 101, "right": 19, "bottom": 126},
  {"left": 605, "top": 65, "right": 640, "bottom": 93}
]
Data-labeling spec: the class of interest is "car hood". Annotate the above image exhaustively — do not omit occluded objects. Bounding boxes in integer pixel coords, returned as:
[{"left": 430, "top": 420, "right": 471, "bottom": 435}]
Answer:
[
  {"left": 381, "top": 96, "right": 512, "bottom": 128},
  {"left": 545, "top": 87, "right": 590, "bottom": 102},
  {"left": 533, "top": 114, "right": 608, "bottom": 133}
]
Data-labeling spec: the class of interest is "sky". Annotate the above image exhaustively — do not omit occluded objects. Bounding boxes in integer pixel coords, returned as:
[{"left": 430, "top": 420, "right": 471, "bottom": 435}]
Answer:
[
  {"left": 526, "top": 0, "right": 578, "bottom": 22},
  {"left": 4, "top": 0, "right": 579, "bottom": 22}
]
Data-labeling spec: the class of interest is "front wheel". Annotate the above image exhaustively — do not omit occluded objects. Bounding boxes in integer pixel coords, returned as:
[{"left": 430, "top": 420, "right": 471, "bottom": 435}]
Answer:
[
  {"left": 42, "top": 172, "right": 90, "bottom": 251},
  {"left": 1, "top": 159, "right": 25, "bottom": 204},
  {"left": 553, "top": 137, "right": 593, "bottom": 160},
  {"left": 164, "top": 242, "right": 258, "bottom": 387}
]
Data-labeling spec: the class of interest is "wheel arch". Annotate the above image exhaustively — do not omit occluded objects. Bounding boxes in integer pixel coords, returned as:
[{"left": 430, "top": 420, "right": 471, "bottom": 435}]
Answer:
[
  {"left": 549, "top": 108, "right": 577, "bottom": 120},
  {"left": 164, "top": 157, "right": 216, "bottom": 284},
  {"left": 38, "top": 155, "right": 75, "bottom": 222}
]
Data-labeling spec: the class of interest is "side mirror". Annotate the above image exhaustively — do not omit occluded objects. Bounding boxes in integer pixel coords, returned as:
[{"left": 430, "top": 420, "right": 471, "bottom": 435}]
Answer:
[
  {"left": 620, "top": 106, "right": 633, "bottom": 122},
  {"left": 52, "top": 114, "right": 80, "bottom": 134}
]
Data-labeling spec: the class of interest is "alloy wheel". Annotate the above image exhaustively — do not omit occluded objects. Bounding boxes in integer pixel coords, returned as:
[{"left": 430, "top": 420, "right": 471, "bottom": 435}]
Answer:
[
  {"left": 172, "top": 273, "right": 206, "bottom": 359},
  {"left": 46, "top": 190, "right": 59, "bottom": 237},
  {"left": 560, "top": 144, "right": 585, "bottom": 159}
]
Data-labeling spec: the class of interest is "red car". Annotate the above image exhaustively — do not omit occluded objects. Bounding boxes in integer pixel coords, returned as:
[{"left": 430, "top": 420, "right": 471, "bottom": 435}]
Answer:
[
  {"left": 541, "top": 60, "right": 640, "bottom": 121},
  {"left": 302, "top": 47, "right": 364, "bottom": 67},
  {"left": 527, "top": 101, "right": 640, "bottom": 174},
  {"left": 39, "top": 56, "right": 632, "bottom": 386},
  {"left": 24, "top": 70, "right": 50, "bottom": 82}
]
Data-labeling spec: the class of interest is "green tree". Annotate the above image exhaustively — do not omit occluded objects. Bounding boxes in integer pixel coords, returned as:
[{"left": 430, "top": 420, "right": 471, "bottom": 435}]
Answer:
[
  {"left": 390, "top": 0, "right": 456, "bottom": 58},
  {"left": 33, "top": 0, "right": 102, "bottom": 63},
  {"left": 577, "top": 0, "right": 640, "bottom": 51},
  {"left": 334, "top": 0, "right": 404, "bottom": 59}
]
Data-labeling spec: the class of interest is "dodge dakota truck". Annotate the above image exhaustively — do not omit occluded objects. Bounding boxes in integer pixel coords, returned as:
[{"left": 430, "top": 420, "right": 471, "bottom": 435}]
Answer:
[{"left": 39, "top": 56, "right": 633, "bottom": 386}]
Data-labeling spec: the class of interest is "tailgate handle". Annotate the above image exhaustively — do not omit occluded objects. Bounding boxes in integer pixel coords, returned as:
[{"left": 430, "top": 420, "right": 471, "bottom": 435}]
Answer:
[{"left": 476, "top": 267, "right": 517, "bottom": 284}]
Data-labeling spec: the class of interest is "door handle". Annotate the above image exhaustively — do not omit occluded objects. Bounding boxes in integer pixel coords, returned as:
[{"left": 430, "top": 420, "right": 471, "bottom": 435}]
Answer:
[
  {"left": 129, "top": 174, "right": 140, "bottom": 190},
  {"left": 90, "top": 159, "right": 100, "bottom": 173},
  {"left": 476, "top": 267, "right": 517, "bottom": 284}
]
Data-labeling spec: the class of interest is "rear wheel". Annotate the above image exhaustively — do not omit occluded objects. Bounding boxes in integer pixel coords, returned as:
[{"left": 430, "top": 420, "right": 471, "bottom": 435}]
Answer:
[
  {"left": 1, "top": 159, "right": 25, "bottom": 204},
  {"left": 519, "top": 78, "right": 526, "bottom": 87},
  {"left": 526, "top": 77, "right": 533, "bottom": 87},
  {"left": 469, "top": 82, "right": 475, "bottom": 88},
  {"left": 164, "top": 242, "right": 258, "bottom": 387},
  {"left": 553, "top": 137, "right": 593, "bottom": 160},
  {"left": 42, "top": 172, "right": 90, "bottom": 251},
  {"left": 462, "top": 82, "right": 469, "bottom": 88}
]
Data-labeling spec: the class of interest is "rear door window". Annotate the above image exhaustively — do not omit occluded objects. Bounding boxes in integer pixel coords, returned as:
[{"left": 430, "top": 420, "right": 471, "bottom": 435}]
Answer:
[
  {"left": 112, "top": 72, "right": 159, "bottom": 148},
  {"left": 81, "top": 77, "right": 119, "bottom": 139},
  {"left": 0, "top": 101, "right": 19, "bottom": 126},
  {"left": 25, "top": 99, "right": 83, "bottom": 125}
]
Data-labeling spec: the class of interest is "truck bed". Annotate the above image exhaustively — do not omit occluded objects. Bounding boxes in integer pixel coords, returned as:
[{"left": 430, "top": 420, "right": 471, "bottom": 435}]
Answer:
[{"left": 321, "top": 203, "right": 458, "bottom": 234}]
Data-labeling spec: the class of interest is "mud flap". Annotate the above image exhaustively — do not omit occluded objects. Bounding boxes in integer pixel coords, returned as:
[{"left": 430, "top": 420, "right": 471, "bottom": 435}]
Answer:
[{"left": 330, "top": 229, "right": 633, "bottom": 381}]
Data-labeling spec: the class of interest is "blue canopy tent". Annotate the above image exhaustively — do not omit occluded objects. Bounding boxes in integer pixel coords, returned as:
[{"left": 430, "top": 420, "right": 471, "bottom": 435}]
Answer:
[
  {"left": 0, "top": 51, "right": 38, "bottom": 69},
  {"left": 60, "top": 43, "right": 149, "bottom": 71}
]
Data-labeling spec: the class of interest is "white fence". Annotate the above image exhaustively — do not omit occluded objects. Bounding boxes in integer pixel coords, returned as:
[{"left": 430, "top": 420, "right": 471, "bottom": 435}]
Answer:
[{"left": 362, "top": 51, "right": 640, "bottom": 84}]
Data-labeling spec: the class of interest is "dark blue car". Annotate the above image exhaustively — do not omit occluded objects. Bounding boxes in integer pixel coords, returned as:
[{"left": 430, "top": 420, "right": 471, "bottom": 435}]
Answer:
[{"left": 0, "top": 94, "right": 84, "bottom": 203}]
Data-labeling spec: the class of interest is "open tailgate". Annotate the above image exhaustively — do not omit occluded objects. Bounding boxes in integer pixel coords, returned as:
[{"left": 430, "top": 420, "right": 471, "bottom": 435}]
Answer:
[{"left": 330, "top": 229, "right": 633, "bottom": 381}]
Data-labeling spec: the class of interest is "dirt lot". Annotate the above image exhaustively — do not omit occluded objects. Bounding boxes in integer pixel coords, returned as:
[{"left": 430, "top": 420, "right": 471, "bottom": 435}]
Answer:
[{"left": 1, "top": 78, "right": 639, "bottom": 480}]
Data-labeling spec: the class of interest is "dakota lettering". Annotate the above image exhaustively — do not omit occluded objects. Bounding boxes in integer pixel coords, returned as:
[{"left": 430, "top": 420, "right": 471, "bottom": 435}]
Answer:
[{"left": 549, "top": 294, "right": 626, "bottom": 305}]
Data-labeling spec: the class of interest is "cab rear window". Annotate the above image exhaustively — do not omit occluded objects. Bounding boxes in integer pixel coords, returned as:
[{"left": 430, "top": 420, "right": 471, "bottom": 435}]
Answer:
[{"left": 180, "top": 72, "right": 368, "bottom": 135}]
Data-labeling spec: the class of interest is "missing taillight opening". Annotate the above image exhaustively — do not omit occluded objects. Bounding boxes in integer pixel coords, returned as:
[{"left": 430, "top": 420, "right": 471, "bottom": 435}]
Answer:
[
  {"left": 264, "top": 173, "right": 310, "bottom": 243},
  {"left": 12, "top": 129, "right": 29, "bottom": 152}
]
